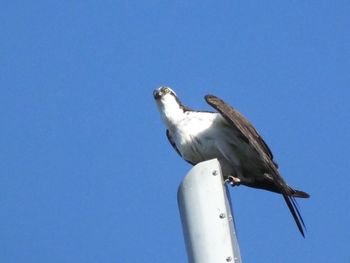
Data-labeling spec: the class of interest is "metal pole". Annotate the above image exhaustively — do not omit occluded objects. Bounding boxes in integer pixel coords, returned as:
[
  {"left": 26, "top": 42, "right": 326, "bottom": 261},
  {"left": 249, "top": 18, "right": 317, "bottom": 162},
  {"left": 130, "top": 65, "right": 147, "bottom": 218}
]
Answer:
[{"left": 177, "top": 159, "right": 242, "bottom": 263}]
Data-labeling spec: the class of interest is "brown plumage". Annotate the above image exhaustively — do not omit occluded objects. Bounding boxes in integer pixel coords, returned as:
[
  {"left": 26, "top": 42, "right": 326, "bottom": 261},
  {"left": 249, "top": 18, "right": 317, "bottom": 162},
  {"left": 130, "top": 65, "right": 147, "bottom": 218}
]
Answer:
[{"left": 205, "top": 95, "right": 310, "bottom": 236}]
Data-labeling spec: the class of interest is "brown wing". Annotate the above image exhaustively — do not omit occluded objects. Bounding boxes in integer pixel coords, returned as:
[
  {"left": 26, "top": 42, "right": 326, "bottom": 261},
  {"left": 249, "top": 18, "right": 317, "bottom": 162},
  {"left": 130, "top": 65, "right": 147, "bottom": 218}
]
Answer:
[
  {"left": 205, "top": 94, "right": 307, "bottom": 237},
  {"left": 205, "top": 95, "right": 277, "bottom": 166}
]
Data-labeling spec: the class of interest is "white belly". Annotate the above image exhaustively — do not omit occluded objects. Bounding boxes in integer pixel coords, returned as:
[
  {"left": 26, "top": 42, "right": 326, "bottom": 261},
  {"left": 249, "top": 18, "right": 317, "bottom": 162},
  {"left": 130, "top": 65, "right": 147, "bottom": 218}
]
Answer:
[{"left": 171, "top": 113, "right": 242, "bottom": 171}]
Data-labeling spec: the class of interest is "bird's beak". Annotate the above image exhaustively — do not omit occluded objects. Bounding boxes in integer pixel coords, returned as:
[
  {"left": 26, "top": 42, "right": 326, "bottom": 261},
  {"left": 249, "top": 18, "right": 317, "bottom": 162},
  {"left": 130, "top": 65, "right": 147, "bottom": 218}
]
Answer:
[{"left": 153, "top": 89, "right": 162, "bottom": 100}]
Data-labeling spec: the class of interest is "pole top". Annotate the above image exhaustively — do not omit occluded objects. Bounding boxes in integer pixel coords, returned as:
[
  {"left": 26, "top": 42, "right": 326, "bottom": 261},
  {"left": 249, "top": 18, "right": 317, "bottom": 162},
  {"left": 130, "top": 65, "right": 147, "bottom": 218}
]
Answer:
[{"left": 177, "top": 159, "right": 242, "bottom": 263}]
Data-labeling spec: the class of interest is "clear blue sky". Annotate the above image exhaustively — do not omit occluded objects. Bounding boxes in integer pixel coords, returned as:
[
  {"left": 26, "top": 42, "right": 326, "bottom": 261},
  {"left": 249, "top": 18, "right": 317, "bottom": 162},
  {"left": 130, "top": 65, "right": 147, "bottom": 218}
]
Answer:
[{"left": 1, "top": 1, "right": 349, "bottom": 262}]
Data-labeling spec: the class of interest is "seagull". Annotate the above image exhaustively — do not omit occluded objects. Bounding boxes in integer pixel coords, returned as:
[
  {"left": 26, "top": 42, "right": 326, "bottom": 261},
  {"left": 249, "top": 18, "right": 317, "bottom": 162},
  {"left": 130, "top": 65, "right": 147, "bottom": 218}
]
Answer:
[{"left": 153, "top": 86, "right": 310, "bottom": 237}]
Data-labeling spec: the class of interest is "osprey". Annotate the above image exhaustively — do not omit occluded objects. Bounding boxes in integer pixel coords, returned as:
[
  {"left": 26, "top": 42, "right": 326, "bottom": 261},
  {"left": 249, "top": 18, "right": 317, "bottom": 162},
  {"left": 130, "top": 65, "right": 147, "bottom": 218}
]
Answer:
[{"left": 153, "top": 86, "right": 310, "bottom": 237}]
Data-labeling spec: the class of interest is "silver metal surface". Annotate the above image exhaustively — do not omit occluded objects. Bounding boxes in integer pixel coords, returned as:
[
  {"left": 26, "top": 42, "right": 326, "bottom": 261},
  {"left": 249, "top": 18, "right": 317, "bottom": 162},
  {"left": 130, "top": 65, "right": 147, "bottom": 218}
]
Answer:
[{"left": 177, "top": 159, "right": 242, "bottom": 263}]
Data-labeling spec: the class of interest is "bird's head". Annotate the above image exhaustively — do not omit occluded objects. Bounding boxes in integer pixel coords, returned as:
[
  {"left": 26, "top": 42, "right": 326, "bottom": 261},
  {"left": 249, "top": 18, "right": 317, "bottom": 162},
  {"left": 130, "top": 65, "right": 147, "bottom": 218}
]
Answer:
[
  {"left": 153, "top": 86, "right": 182, "bottom": 108},
  {"left": 153, "top": 86, "right": 186, "bottom": 126},
  {"left": 153, "top": 86, "right": 178, "bottom": 101}
]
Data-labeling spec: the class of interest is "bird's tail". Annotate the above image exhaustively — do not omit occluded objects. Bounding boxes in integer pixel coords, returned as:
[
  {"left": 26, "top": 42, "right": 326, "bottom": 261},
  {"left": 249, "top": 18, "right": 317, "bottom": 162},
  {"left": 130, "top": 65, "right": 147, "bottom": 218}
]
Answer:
[
  {"left": 283, "top": 194, "right": 306, "bottom": 237},
  {"left": 289, "top": 187, "right": 310, "bottom": 198},
  {"left": 280, "top": 186, "right": 309, "bottom": 237}
]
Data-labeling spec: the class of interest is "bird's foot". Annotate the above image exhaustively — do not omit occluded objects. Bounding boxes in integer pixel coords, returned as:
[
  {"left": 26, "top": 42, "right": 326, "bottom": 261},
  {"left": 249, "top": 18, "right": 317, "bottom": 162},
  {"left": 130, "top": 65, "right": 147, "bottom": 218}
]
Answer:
[{"left": 225, "top": 176, "right": 241, "bottom": 186}]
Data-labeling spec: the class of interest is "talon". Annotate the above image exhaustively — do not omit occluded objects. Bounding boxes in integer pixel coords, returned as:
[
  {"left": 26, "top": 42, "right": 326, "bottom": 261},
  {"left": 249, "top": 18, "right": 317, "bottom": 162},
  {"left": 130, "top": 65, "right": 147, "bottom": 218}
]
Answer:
[{"left": 225, "top": 175, "right": 241, "bottom": 186}]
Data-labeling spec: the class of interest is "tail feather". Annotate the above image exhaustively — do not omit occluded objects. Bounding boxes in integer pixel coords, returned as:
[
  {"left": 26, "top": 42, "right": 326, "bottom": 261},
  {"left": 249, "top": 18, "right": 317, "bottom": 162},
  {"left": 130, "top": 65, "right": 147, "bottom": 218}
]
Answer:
[
  {"left": 290, "top": 187, "right": 310, "bottom": 198},
  {"left": 282, "top": 194, "right": 306, "bottom": 237},
  {"left": 267, "top": 171, "right": 309, "bottom": 237}
]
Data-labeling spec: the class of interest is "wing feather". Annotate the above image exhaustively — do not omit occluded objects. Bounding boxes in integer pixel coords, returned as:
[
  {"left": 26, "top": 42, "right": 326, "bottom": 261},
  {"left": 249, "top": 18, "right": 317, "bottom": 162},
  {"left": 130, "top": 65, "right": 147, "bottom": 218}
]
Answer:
[
  {"left": 205, "top": 94, "right": 307, "bottom": 236},
  {"left": 205, "top": 95, "right": 277, "bottom": 166}
]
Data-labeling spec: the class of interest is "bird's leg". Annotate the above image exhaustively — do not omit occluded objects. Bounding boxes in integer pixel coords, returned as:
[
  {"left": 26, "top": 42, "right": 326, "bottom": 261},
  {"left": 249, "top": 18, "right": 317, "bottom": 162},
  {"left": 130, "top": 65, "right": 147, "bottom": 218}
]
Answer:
[{"left": 225, "top": 175, "right": 241, "bottom": 186}]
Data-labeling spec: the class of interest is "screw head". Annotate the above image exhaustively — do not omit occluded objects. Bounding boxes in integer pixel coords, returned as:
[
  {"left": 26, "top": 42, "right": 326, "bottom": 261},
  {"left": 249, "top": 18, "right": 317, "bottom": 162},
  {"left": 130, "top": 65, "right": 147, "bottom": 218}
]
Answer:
[
  {"left": 212, "top": 170, "right": 218, "bottom": 176},
  {"left": 226, "top": 256, "right": 232, "bottom": 262},
  {"left": 219, "top": 213, "right": 226, "bottom": 219}
]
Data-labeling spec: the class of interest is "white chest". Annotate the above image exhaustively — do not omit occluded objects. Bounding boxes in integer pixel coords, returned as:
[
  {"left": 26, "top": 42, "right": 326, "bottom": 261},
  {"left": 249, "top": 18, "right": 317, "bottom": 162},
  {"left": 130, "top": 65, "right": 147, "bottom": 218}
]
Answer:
[{"left": 169, "top": 112, "right": 227, "bottom": 163}]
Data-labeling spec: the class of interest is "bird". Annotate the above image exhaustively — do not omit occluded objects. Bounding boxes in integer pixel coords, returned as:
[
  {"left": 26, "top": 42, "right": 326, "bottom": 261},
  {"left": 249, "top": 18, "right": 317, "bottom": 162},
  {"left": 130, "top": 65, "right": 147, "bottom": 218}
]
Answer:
[{"left": 153, "top": 86, "right": 310, "bottom": 237}]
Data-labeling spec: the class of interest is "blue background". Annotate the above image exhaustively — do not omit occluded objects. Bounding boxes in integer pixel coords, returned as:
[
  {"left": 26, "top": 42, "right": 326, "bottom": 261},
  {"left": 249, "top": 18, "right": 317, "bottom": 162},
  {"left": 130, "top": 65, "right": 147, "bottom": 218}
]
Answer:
[{"left": 1, "top": 1, "right": 349, "bottom": 262}]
